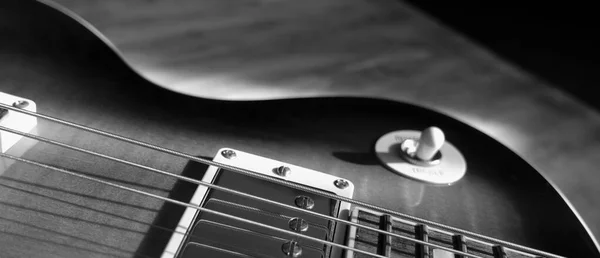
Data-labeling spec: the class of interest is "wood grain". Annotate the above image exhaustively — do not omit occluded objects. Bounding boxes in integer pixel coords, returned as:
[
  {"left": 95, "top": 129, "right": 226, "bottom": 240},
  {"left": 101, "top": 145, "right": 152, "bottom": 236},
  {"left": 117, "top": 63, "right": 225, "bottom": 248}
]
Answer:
[{"left": 47, "top": 0, "right": 600, "bottom": 244}]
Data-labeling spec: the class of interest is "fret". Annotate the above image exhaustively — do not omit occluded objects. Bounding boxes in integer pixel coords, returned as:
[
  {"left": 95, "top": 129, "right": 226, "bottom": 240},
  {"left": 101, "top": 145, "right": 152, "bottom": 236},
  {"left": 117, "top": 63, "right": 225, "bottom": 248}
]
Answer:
[
  {"left": 416, "top": 224, "right": 430, "bottom": 258},
  {"left": 377, "top": 215, "right": 393, "bottom": 257},
  {"left": 463, "top": 238, "right": 495, "bottom": 258},
  {"left": 493, "top": 246, "right": 507, "bottom": 258},
  {"left": 347, "top": 207, "right": 563, "bottom": 258},
  {"left": 453, "top": 235, "right": 468, "bottom": 258}
]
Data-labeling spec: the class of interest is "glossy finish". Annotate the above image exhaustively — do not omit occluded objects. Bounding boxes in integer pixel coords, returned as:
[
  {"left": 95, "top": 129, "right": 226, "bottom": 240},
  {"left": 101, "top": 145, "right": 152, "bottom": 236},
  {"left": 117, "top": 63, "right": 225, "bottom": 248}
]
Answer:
[
  {"left": 0, "top": 1, "right": 599, "bottom": 258},
  {"left": 50, "top": 0, "right": 600, "bottom": 243}
]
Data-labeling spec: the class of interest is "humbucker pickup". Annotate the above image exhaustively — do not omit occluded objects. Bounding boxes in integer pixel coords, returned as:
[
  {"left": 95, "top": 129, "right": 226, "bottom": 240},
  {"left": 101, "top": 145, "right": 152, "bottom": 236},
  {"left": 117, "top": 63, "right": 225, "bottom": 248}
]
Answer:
[{"left": 161, "top": 148, "right": 355, "bottom": 258}]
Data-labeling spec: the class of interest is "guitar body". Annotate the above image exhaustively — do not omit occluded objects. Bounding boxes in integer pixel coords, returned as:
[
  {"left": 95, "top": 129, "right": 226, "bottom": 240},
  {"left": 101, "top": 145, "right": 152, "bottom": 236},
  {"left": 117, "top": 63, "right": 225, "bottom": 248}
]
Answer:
[{"left": 0, "top": 1, "right": 598, "bottom": 257}]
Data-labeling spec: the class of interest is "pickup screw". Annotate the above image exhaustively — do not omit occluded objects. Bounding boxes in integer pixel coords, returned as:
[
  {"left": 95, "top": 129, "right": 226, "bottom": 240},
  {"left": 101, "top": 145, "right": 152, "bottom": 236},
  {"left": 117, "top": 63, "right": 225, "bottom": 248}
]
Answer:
[
  {"left": 221, "top": 149, "right": 236, "bottom": 159},
  {"left": 12, "top": 100, "right": 29, "bottom": 109},
  {"left": 294, "top": 195, "right": 314, "bottom": 210},
  {"left": 288, "top": 217, "right": 309, "bottom": 232},
  {"left": 334, "top": 179, "right": 349, "bottom": 189},
  {"left": 281, "top": 241, "right": 302, "bottom": 257},
  {"left": 274, "top": 166, "right": 291, "bottom": 177}
]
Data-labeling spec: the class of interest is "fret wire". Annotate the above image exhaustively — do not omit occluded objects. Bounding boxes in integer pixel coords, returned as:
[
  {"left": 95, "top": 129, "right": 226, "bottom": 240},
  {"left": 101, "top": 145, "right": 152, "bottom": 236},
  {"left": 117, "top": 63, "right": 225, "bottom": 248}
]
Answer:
[
  {"left": 378, "top": 215, "right": 393, "bottom": 257},
  {"left": 0, "top": 152, "right": 389, "bottom": 258},
  {"left": 0, "top": 125, "right": 476, "bottom": 257},
  {"left": 415, "top": 225, "right": 429, "bottom": 258},
  {"left": 453, "top": 235, "right": 467, "bottom": 258},
  {"left": 493, "top": 246, "right": 507, "bottom": 258},
  {"left": 0, "top": 103, "right": 565, "bottom": 258}
]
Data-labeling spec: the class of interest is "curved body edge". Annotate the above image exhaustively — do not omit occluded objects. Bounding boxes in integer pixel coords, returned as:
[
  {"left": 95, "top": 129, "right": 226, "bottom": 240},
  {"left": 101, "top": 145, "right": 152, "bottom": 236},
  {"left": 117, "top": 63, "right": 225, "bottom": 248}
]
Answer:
[{"left": 0, "top": 0, "right": 599, "bottom": 257}]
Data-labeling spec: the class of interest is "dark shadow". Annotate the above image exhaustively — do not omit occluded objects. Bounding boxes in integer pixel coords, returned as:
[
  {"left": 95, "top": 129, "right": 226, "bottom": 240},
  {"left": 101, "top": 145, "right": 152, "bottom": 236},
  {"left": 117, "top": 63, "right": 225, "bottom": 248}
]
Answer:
[
  {"left": 332, "top": 151, "right": 379, "bottom": 165},
  {"left": 402, "top": 1, "right": 599, "bottom": 111},
  {"left": 135, "top": 157, "right": 212, "bottom": 258},
  {"left": 51, "top": 165, "right": 171, "bottom": 193}
]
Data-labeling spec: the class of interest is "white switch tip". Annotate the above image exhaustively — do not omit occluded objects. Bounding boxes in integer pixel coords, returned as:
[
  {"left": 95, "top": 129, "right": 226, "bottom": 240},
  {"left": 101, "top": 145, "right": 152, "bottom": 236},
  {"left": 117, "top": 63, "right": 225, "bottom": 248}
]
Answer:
[{"left": 415, "top": 126, "right": 445, "bottom": 161}]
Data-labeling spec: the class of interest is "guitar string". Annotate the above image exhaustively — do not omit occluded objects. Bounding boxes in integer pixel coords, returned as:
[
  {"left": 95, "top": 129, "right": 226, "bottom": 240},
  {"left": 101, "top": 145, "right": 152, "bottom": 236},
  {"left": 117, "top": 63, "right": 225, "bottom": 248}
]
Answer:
[
  {"left": 0, "top": 103, "right": 564, "bottom": 258},
  {"left": 189, "top": 219, "right": 326, "bottom": 258},
  {"left": 0, "top": 124, "right": 477, "bottom": 258},
  {"left": 204, "top": 198, "right": 330, "bottom": 232},
  {"left": 0, "top": 152, "right": 408, "bottom": 258},
  {"left": 0, "top": 103, "right": 563, "bottom": 258},
  {"left": 184, "top": 242, "right": 257, "bottom": 258}
]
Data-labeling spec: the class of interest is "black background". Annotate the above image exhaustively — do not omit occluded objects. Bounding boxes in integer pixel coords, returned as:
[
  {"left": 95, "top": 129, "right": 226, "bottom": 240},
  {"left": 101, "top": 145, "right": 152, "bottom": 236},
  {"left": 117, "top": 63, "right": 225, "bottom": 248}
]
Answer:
[{"left": 405, "top": 1, "right": 598, "bottom": 110}]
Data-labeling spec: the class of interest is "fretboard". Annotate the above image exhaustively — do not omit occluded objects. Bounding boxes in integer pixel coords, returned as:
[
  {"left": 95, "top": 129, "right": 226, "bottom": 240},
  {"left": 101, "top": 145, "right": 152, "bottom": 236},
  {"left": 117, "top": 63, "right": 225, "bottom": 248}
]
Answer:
[{"left": 348, "top": 207, "right": 539, "bottom": 258}]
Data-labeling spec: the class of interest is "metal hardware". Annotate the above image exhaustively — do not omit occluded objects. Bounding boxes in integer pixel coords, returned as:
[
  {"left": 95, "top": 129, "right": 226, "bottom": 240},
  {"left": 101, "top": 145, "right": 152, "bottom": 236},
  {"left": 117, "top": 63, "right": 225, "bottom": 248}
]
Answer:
[
  {"left": 12, "top": 100, "right": 29, "bottom": 109},
  {"left": 294, "top": 195, "right": 315, "bottom": 210},
  {"left": 274, "top": 165, "right": 291, "bottom": 177},
  {"left": 0, "top": 93, "right": 37, "bottom": 154},
  {"left": 0, "top": 103, "right": 560, "bottom": 258},
  {"left": 400, "top": 139, "right": 442, "bottom": 167},
  {"left": 162, "top": 148, "right": 353, "bottom": 258},
  {"left": 374, "top": 130, "right": 467, "bottom": 185},
  {"left": 1, "top": 152, "right": 378, "bottom": 258},
  {"left": 334, "top": 179, "right": 349, "bottom": 189},
  {"left": 379, "top": 215, "right": 393, "bottom": 256},
  {"left": 221, "top": 149, "right": 236, "bottom": 159},
  {"left": 282, "top": 241, "right": 303, "bottom": 257},
  {"left": 288, "top": 217, "right": 309, "bottom": 232}
]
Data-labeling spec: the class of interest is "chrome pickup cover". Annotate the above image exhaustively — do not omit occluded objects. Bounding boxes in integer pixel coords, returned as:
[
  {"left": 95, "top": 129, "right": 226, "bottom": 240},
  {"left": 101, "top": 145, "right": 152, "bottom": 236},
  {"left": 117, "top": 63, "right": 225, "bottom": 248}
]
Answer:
[{"left": 161, "top": 148, "right": 354, "bottom": 258}]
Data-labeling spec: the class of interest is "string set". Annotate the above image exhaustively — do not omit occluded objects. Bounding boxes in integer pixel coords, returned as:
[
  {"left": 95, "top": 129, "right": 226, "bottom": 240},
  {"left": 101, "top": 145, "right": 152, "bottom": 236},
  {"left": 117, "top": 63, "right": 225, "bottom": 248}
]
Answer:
[{"left": 0, "top": 103, "right": 562, "bottom": 258}]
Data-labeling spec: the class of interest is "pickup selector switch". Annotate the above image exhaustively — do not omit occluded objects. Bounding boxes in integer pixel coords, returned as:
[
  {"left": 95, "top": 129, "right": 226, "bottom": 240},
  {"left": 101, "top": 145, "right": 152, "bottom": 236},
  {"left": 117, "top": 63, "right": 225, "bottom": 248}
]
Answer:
[
  {"left": 374, "top": 126, "right": 467, "bottom": 185},
  {"left": 400, "top": 126, "right": 444, "bottom": 167},
  {"left": 414, "top": 126, "right": 445, "bottom": 161}
]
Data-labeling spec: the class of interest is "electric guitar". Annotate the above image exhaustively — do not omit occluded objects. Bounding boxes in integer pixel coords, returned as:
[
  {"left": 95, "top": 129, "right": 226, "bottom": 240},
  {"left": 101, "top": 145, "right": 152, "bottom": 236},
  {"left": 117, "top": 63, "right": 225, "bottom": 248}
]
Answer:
[{"left": 1, "top": 1, "right": 599, "bottom": 257}]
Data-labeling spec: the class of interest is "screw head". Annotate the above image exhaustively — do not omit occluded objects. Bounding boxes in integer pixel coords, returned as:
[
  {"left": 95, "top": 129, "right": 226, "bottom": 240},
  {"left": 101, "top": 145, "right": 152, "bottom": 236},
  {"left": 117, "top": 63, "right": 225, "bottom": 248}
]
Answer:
[
  {"left": 294, "top": 195, "right": 314, "bottom": 210},
  {"left": 288, "top": 217, "right": 309, "bottom": 232},
  {"left": 281, "top": 241, "right": 302, "bottom": 257},
  {"left": 221, "top": 149, "right": 236, "bottom": 159},
  {"left": 273, "top": 166, "right": 291, "bottom": 177},
  {"left": 12, "top": 100, "right": 29, "bottom": 109},
  {"left": 334, "top": 179, "right": 349, "bottom": 189}
]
